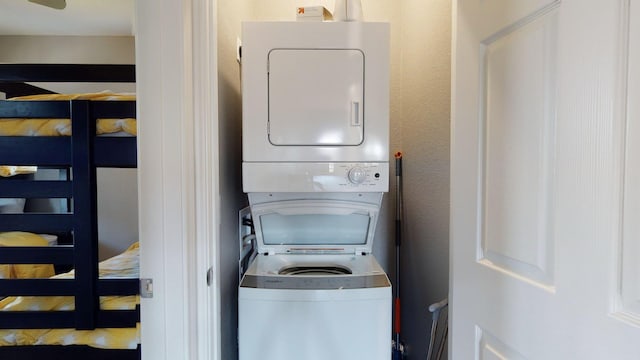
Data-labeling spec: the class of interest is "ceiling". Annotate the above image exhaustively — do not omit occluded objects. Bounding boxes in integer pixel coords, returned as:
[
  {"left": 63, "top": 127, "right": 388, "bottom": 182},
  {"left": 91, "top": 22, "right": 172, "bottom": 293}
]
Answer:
[{"left": 0, "top": 0, "right": 134, "bottom": 36}]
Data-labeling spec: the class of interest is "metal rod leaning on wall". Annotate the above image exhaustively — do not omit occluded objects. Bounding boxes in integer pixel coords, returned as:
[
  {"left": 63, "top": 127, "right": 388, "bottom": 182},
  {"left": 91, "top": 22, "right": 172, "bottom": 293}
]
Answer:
[{"left": 393, "top": 151, "right": 404, "bottom": 359}]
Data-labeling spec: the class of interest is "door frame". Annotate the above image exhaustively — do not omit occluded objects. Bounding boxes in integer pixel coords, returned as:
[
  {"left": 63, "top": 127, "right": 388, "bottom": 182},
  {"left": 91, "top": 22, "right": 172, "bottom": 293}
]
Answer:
[{"left": 136, "top": 0, "right": 220, "bottom": 359}]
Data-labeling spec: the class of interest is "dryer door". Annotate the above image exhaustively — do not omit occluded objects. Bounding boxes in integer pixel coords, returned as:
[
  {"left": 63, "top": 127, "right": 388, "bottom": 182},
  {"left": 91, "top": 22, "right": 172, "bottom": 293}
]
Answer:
[{"left": 268, "top": 49, "right": 364, "bottom": 146}]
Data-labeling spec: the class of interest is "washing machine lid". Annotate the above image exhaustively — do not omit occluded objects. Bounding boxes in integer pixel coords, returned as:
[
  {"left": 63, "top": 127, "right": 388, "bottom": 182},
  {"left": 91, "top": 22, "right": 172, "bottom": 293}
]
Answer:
[{"left": 250, "top": 200, "right": 380, "bottom": 255}]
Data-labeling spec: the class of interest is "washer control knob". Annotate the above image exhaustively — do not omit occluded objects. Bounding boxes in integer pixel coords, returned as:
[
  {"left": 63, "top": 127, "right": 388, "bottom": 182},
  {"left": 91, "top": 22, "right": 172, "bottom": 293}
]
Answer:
[{"left": 347, "top": 166, "right": 367, "bottom": 184}]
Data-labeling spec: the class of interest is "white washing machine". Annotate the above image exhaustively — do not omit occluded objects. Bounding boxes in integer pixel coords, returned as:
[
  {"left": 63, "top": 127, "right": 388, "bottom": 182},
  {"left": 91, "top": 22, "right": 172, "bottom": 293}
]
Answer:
[
  {"left": 238, "top": 193, "right": 391, "bottom": 360},
  {"left": 239, "top": 21, "right": 391, "bottom": 360}
]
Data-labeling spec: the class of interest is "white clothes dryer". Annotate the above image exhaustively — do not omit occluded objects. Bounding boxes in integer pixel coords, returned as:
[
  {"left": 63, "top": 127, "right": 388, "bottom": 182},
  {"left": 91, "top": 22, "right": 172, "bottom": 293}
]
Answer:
[
  {"left": 238, "top": 193, "right": 391, "bottom": 360},
  {"left": 241, "top": 21, "right": 390, "bottom": 194}
]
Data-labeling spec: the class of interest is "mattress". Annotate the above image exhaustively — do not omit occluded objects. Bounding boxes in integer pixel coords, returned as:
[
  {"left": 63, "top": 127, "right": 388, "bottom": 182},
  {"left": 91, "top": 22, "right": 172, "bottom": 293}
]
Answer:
[
  {"left": 0, "top": 166, "right": 37, "bottom": 177},
  {"left": 0, "top": 241, "right": 140, "bottom": 349},
  {"left": 0, "top": 92, "right": 137, "bottom": 137},
  {"left": 0, "top": 232, "right": 55, "bottom": 279}
]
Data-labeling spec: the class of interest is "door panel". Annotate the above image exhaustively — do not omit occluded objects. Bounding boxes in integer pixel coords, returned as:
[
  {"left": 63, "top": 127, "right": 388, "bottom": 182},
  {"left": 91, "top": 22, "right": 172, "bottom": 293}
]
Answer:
[
  {"left": 476, "top": 327, "right": 529, "bottom": 360},
  {"left": 451, "top": 0, "right": 640, "bottom": 358},
  {"left": 480, "top": 4, "right": 558, "bottom": 288}
]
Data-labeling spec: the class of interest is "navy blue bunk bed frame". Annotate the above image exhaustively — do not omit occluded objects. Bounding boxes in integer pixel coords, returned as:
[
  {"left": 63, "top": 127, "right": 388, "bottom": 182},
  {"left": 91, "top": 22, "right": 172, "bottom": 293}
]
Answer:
[{"left": 0, "top": 64, "right": 140, "bottom": 360}]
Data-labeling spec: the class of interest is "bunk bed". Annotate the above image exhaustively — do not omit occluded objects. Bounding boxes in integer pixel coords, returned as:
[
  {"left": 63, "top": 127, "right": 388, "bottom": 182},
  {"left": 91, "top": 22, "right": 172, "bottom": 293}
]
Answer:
[{"left": 0, "top": 64, "right": 140, "bottom": 360}]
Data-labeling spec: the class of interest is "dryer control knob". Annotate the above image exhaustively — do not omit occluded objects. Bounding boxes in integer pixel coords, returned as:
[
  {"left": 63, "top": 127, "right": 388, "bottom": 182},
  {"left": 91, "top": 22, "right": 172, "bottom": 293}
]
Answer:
[{"left": 347, "top": 166, "right": 367, "bottom": 184}]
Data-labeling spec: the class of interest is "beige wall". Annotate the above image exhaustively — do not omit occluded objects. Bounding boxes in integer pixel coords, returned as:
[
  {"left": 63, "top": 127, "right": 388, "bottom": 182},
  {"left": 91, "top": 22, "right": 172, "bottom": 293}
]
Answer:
[
  {"left": 0, "top": 36, "right": 135, "bottom": 94},
  {"left": 398, "top": 0, "right": 451, "bottom": 356},
  {"left": 0, "top": 35, "right": 138, "bottom": 260},
  {"left": 216, "top": 1, "right": 451, "bottom": 357},
  {"left": 216, "top": 1, "right": 250, "bottom": 359},
  {"left": 0, "top": 36, "right": 134, "bottom": 63}
]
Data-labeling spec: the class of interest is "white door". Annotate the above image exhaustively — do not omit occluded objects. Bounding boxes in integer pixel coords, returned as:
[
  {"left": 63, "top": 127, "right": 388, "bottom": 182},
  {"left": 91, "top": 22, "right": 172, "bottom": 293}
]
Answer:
[{"left": 451, "top": 0, "right": 640, "bottom": 359}]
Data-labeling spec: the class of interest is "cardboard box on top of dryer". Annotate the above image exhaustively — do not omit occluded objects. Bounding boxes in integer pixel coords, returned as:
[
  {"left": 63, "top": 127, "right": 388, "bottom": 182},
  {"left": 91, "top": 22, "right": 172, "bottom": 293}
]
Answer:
[{"left": 296, "top": 6, "right": 333, "bottom": 21}]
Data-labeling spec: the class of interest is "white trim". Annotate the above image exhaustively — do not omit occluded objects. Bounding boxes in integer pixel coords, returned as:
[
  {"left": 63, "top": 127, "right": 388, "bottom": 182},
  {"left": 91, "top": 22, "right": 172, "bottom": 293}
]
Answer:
[
  {"left": 192, "top": 0, "right": 221, "bottom": 359},
  {"left": 137, "top": 0, "right": 219, "bottom": 359},
  {"left": 616, "top": 0, "right": 640, "bottom": 324}
]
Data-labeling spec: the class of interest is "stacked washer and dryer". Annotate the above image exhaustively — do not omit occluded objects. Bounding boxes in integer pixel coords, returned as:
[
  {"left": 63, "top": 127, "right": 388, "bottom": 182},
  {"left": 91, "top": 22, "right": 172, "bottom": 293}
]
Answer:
[{"left": 238, "top": 21, "right": 391, "bottom": 360}]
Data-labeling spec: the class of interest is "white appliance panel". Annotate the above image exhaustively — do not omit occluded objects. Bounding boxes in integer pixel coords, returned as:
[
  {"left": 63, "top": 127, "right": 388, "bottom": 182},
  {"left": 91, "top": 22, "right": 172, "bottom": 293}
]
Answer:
[
  {"left": 239, "top": 255, "right": 391, "bottom": 360},
  {"left": 269, "top": 49, "right": 364, "bottom": 146},
  {"left": 242, "top": 162, "right": 388, "bottom": 193},
  {"left": 239, "top": 287, "right": 391, "bottom": 360}
]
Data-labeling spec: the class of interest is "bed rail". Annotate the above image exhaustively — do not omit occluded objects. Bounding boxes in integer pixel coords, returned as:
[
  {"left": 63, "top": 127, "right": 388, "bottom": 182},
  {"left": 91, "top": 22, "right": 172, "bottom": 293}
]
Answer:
[
  {"left": 0, "top": 100, "right": 136, "bottom": 167},
  {"left": 0, "top": 64, "right": 135, "bottom": 83}
]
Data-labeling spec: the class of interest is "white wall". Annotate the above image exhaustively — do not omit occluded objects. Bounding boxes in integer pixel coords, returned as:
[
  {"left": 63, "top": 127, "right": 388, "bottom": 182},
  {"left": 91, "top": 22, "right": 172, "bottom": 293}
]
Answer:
[
  {"left": 0, "top": 35, "right": 138, "bottom": 260},
  {"left": 216, "top": 1, "right": 451, "bottom": 357}
]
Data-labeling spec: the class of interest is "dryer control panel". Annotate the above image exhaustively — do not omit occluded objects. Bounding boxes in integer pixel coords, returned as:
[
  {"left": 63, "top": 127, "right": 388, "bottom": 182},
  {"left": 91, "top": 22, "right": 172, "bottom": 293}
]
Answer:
[{"left": 243, "top": 162, "right": 388, "bottom": 192}]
